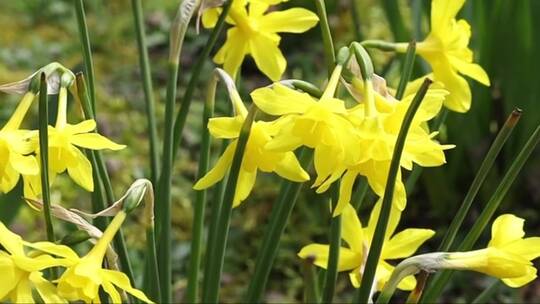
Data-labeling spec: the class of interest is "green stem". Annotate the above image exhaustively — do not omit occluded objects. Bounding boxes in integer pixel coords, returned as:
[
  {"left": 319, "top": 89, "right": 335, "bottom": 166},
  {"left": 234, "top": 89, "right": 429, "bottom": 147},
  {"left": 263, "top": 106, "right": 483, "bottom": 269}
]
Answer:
[
  {"left": 171, "top": 0, "right": 235, "bottom": 159},
  {"left": 203, "top": 106, "right": 257, "bottom": 303},
  {"left": 351, "top": 177, "right": 369, "bottom": 211},
  {"left": 185, "top": 76, "right": 216, "bottom": 303},
  {"left": 37, "top": 73, "right": 56, "bottom": 255},
  {"left": 156, "top": 62, "right": 179, "bottom": 303},
  {"left": 421, "top": 123, "right": 540, "bottom": 303},
  {"left": 131, "top": 0, "right": 160, "bottom": 185},
  {"left": 356, "top": 79, "right": 432, "bottom": 303},
  {"left": 244, "top": 149, "right": 313, "bottom": 302},
  {"left": 395, "top": 41, "right": 416, "bottom": 100},
  {"left": 302, "top": 257, "right": 321, "bottom": 303},
  {"left": 315, "top": 0, "right": 336, "bottom": 75},
  {"left": 285, "top": 80, "right": 323, "bottom": 98},
  {"left": 361, "top": 40, "right": 400, "bottom": 52},
  {"left": 145, "top": 226, "right": 161, "bottom": 303},
  {"left": 321, "top": 185, "right": 341, "bottom": 303},
  {"left": 438, "top": 109, "right": 522, "bottom": 252},
  {"left": 75, "top": 73, "right": 135, "bottom": 300},
  {"left": 74, "top": 0, "right": 96, "bottom": 113}
]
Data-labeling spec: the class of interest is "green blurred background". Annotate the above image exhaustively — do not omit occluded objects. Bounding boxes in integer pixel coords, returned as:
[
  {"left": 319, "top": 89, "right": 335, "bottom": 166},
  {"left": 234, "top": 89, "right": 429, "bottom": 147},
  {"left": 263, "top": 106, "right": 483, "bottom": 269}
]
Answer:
[{"left": 0, "top": 0, "right": 539, "bottom": 302}]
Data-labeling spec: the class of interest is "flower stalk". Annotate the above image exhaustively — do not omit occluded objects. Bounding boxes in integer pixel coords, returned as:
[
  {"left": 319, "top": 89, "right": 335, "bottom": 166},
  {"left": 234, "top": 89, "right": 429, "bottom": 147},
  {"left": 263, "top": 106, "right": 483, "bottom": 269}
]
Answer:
[
  {"left": 356, "top": 78, "right": 432, "bottom": 303},
  {"left": 315, "top": 0, "right": 336, "bottom": 75},
  {"left": 203, "top": 105, "right": 258, "bottom": 303},
  {"left": 131, "top": 0, "right": 160, "bottom": 185}
]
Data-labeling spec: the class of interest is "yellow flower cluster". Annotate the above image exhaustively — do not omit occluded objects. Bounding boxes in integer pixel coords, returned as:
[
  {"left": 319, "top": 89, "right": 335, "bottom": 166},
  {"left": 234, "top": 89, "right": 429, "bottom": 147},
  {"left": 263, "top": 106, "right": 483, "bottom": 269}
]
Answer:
[
  {"left": 0, "top": 211, "right": 153, "bottom": 303},
  {"left": 0, "top": 75, "right": 125, "bottom": 198}
]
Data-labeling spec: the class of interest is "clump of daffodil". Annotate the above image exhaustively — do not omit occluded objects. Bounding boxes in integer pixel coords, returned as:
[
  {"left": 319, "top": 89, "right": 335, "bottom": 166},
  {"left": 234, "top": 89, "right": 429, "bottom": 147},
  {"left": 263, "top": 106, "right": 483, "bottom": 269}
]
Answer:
[
  {"left": 202, "top": 0, "right": 318, "bottom": 80},
  {"left": 30, "top": 210, "right": 154, "bottom": 303},
  {"left": 0, "top": 92, "right": 39, "bottom": 194},
  {"left": 193, "top": 70, "right": 309, "bottom": 206},
  {"left": 0, "top": 221, "right": 69, "bottom": 303},
  {"left": 23, "top": 81, "right": 125, "bottom": 198},
  {"left": 394, "top": 0, "right": 490, "bottom": 112},
  {"left": 251, "top": 63, "right": 362, "bottom": 196},
  {"left": 298, "top": 203, "right": 434, "bottom": 292}
]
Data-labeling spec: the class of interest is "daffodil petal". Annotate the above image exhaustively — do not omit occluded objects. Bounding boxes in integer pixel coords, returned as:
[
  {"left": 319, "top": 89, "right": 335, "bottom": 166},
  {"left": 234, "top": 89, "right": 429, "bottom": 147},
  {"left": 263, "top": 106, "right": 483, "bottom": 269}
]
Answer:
[
  {"left": 11, "top": 277, "right": 34, "bottom": 304},
  {"left": 66, "top": 147, "right": 94, "bottom": 192},
  {"left": 251, "top": 83, "right": 314, "bottom": 116},
  {"left": 430, "top": 0, "right": 465, "bottom": 32},
  {"left": 274, "top": 152, "right": 309, "bottom": 182},
  {"left": 249, "top": 33, "right": 286, "bottom": 81},
  {"left": 341, "top": 204, "right": 364, "bottom": 252},
  {"left": 25, "top": 241, "right": 80, "bottom": 261},
  {"left": 298, "top": 244, "right": 361, "bottom": 271},
  {"left": 449, "top": 57, "right": 490, "bottom": 86},
  {"left": 70, "top": 133, "right": 126, "bottom": 151},
  {"left": 489, "top": 214, "right": 525, "bottom": 248},
  {"left": 215, "top": 28, "right": 248, "bottom": 79},
  {"left": 233, "top": 169, "right": 257, "bottom": 207},
  {"left": 433, "top": 61, "right": 471, "bottom": 113},
  {"left": 102, "top": 279, "right": 122, "bottom": 304},
  {"left": 383, "top": 229, "right": 435, "bottom": 260},
  {"left": 9, "top": 152, "right": 38, "bottom": 175},
  {"left": 101, "top": 269, "right": 154, "bottom": 303},
  {"left": 258, "top": 8, "right": 319, "bottom": 33},
  {"left": 193, "top": 141, "right": 236, "bottom": 190},
  {"left": 0, "top": 222, "right": 25, "bottom": 255},
  {"left": 207, "top": 116, "right": 243, "bottom": 139},
  {"left": 66, "top": 119, "right": 97, "bottom": 134},
  {"left": 30, "top": 272, "right": 67, "bottom": 304},
  {"left": 502, "top": 266, "right": 537, "bottom": 288},
  {"left": 505, "top": 237, "right": 540, "bottom": 261},
  {"left": 333, "top": 170, "right": 358, "bottom": 216}
]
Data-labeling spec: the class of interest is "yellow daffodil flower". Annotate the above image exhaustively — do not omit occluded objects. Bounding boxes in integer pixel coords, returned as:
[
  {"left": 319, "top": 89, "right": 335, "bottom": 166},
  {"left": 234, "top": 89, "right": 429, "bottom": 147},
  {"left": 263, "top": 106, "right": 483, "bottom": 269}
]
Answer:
[
  {"left": 193, "top": 80, "right": 309, "bottom": 206},
  {"left": 30, "top": 211, "right": 154, "bottom": 303},
  {"left": 202, "top": 0, "right": 318, "bottom": 80},
  {"left": 0, "top": 92, "right": 39, "bottom": 193},
  {"left": 396, "top": 0, "right": 490, "bottom": 112},
  {"left": 0, "top": 221, "right": 68, "bottom": 303},
  {"left": 298, "top": 203, "right": 434, "bottom": 291},
  {"left": 23, "top": 86, "right": 125, "bottom": 197},
  {"left": 251, "top": 65, "right": 361, "bottom": 190},
  {"left": 318, "top": 76, "right": 453, "bottom": 215},
  {"left": 445, "top": 214, "right": 540, "bottom": 287}
]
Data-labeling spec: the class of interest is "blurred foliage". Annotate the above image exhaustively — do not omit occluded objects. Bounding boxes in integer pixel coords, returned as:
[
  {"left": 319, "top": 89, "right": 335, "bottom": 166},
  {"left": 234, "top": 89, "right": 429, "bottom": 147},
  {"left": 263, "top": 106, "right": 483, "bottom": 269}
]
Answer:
[{"left": 0, "top": 0, "right": 539, "bottom": 303}]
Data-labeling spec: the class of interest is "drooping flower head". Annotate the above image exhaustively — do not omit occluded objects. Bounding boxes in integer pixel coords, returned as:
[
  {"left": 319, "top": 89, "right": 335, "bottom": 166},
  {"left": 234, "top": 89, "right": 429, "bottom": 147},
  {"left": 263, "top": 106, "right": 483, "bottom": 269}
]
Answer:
[
  {"left": 298, "top": 203, "right": 434, "bottom": 291},
  {"left": 194, "top": 69, "right": 309, "bottom": 206},
  {"left": 397, "top": 0, "right": 490, "bottom": 112},
  {"left": 202, "top": 0, "right": 319, "bottom": 80}
]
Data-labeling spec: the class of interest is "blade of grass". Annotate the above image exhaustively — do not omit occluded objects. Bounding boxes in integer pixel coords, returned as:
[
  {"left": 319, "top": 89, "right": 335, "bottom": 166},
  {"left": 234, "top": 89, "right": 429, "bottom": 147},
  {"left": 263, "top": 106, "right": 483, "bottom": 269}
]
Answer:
[
  {"left": 203, "top": 106, "right": 257, "bottom": 303},
  {"left": 421, "top": 124, "right": 540, "bottom": 303},
  {"left": 185, "top": 75, "right": 216, "bottom": 303},
  {"left": 438, "top": 109, "right": 522, "bottom": 252},
  {"left": 321, "top": 184, "right": 342, "bottom": 303},
  {"left": 303, "top": 256, "right": 321, "bottom": 303},
  {"left": 471, "top": 280, "right": 500, "bottom": 304},
  {"left": 131, "top": 0, "right": 160, "bottom": 185},
  {"left": 351, "top": 0, "right": 363, "bottom": 42},
  {"left": 244, "top": 149, "right": 313, "bottom": 302},
  {"left": 356, "top": 78, "right": 432, "bottom": 303}
]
